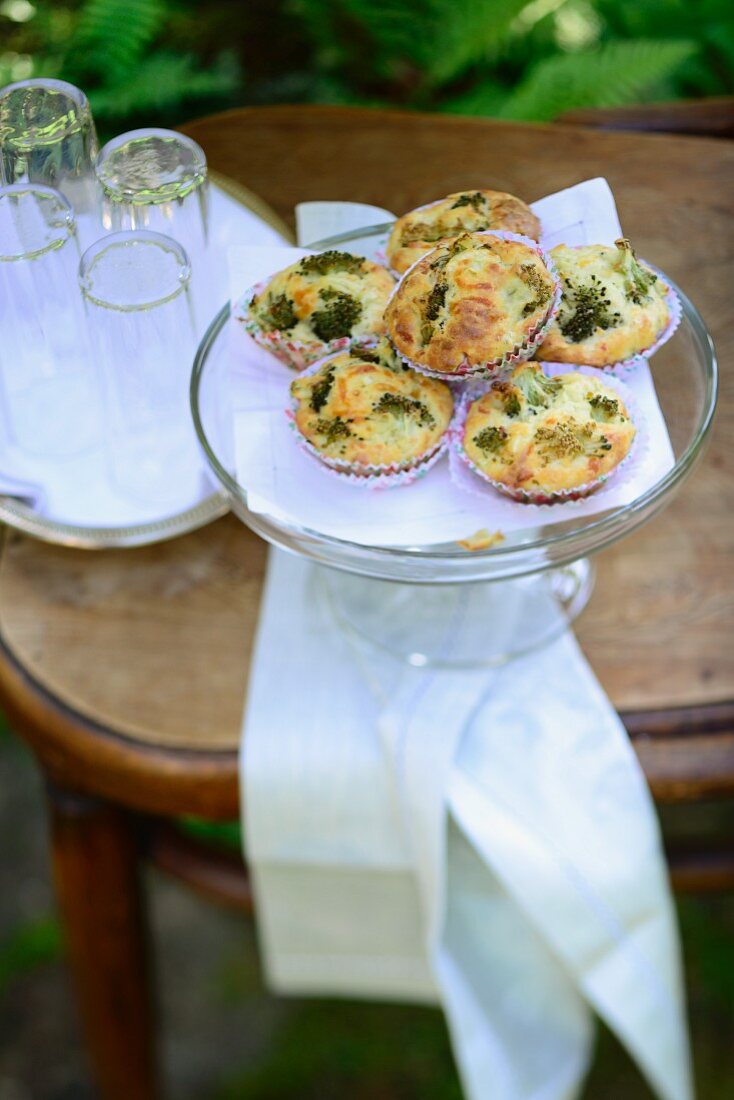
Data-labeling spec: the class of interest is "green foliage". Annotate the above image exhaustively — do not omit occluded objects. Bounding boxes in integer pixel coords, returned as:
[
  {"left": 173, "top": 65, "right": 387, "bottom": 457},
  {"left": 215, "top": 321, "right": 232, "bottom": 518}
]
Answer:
[
  {"left": 293, "top": 0, "right": 531, "bottom": 92},
  {"left": 494, "top": 38, "right": 697, "bottom": 120},
  {"left": 2, "top": 0, "right": 241, "bottom": 133},
  {"left": 64, "top": 0, "right": 167, "bottom": 86},
  {"left": 178, "top": 816, "right": 244, "bottom": 851},
  {"left": 0, "top": 915, "right": 62, "bottom": 994},
  {"left": 0, "top": 0, "right": 731, "bottom": 133},
  {"left": 88, "top": 51, "right": 240, "bottom": 121}
]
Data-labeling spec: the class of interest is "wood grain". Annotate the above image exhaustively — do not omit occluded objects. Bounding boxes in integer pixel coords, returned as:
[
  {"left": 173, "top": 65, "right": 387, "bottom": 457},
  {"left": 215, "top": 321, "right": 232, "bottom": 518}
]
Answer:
[
  {"left": 558, "top": 97, "right": 734, "bottom": 139},
  {"left": 0, "top": 105, "right": 731, "bottom": 786},
  {"left": 48, "top": 786, "right": 159, "bottom": 1099}
]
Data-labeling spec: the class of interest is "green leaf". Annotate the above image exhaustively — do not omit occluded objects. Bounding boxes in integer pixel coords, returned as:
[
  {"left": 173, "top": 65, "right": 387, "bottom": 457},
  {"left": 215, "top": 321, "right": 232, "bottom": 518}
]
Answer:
[
  {"left": 495, "top": 38, "right": 697, "bottom": 120},
  {"left": 88, "top": 51, "right": 241, "bottom": 118},
  {"left": 0, "top": 916, "right": 62, "bottom": 994},
  {"left": 291, "top": 0, "right": 530, "bottom": 89},
  {"left": 441, "top": 79, "right": 507, "bottom": 117},
  {"left": 62, "top": 0, "right": 167, "bottom": 85}
]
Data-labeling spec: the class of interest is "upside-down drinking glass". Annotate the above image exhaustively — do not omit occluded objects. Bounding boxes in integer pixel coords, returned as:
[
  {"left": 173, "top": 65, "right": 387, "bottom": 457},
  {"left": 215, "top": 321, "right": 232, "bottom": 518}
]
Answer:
[
  {"left": 95, "top": 129, "right": 215, "bottom": 330},
  {"left": 0, "top": 183, "right": 99, "bottom": 457},
  {"left": 79, "top": 230, "right": 203, "bottom": 507},
  {"left": 0, "top": 79, "right": 99, "bottom": 224}
]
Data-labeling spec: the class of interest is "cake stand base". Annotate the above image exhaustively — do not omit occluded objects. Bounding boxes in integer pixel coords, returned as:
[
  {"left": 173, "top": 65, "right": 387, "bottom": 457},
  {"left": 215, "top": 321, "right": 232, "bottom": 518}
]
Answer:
[{"left": 318, "top": 559, "right": 595, "bottom": 669}]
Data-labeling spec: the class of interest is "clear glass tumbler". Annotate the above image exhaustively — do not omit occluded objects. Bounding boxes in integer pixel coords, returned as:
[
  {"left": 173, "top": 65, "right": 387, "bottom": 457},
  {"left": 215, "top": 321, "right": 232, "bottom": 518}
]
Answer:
[
  {"left": 95, "top": 129, "right": 215, "bottom": 330},
  {"left": 0, "top": 79, "right": 99, "bottom": 221},
  {"left": 0, "top": 183, "right": 99, "bottom": 457},
  {"left": 79, "top": 230, "right": 203, "bottom": 507}
]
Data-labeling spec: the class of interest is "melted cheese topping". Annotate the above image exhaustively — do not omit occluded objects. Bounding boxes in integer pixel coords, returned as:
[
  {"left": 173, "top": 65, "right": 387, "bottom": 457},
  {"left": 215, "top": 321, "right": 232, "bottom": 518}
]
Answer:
[
  {"left": 537, "top": 242, "right": 670, "bottom": 366},
  {"left": 387, "top": 190, "right": 540, "bottom": 275},
  {"left": 463, "top": 364, "right": 636, "bottom": 494},
  {"left": 248, "top": 252, "right": 395, "bottom": 347},
  {"left": 291, "top": 341, "right": 453, "bottom": 468},
  {"left": 386, "top": 233, "right": 555, "bottom": 375}
]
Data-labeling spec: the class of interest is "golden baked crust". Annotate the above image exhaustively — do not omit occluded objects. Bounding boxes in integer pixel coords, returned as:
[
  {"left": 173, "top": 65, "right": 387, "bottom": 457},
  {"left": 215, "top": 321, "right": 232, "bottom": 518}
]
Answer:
[
  {"left": 290, "top": 339, "right": 453, "bottom": 468},
  {"left": 247, "top": 249, "right": 395, "bottom": 350},
  {"left": 463, "top": 364, "right": 636, "bottom": 497},
  {"left": 385, "top": 233, "right": 556, "bottom": 376},
  {"left": 537, "top": 239, "right": 670, "bottom": 366},
  {"left": 387, "top": 190, "right": 540, "bottom": 275}
]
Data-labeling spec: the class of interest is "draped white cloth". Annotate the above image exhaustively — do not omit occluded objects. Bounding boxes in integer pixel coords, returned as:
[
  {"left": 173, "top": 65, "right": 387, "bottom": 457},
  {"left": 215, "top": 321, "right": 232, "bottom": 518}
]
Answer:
[{"left": 241, "top": 550, "right": 693, "bottom": 1100}]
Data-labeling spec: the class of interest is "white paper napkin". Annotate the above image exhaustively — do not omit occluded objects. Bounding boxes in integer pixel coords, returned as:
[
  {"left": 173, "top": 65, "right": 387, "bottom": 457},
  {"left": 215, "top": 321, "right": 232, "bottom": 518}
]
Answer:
[
  {"left": 242, "top": 550, "right": 692, "bottom": 1100},
  {"left": 228, "top": 179, "right": 676, "bottom": 549}
]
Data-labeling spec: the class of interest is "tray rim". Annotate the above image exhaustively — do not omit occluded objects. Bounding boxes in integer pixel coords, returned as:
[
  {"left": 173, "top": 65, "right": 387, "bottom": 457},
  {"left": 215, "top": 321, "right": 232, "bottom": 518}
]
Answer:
[
  {"left": 0, "top": 170, "right": 292, "bottom": 550},
  {"left": 191, "top": 247, "right": 718, "bottom": 579}
]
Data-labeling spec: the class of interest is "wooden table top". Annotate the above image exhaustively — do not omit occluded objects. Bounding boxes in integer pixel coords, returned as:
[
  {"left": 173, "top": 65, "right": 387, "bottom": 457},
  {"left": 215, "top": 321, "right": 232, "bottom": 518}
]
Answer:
[{"left": 1, "top": 105, "right": 732, "bottom": 763}]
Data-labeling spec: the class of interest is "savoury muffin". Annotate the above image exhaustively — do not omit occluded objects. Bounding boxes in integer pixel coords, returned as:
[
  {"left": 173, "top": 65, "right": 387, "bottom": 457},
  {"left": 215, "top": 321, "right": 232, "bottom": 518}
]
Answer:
[
  {"left": 461, "top": 363, "right": 636, "bottom": 503},
  {"left": 387, "top": 190, "right": 540, "bottom": 276},
  {"left": 537, "top": 239, "right": 670, "bottom": 367},
  {"left": 242, "top": 250, "right": 396, "bottom": 370},
  {"left": 290, "top": 339, "right": 453, "bottom": 471},
  {"left": 385, "top": 232, "right": 558, "bottom": 379}
]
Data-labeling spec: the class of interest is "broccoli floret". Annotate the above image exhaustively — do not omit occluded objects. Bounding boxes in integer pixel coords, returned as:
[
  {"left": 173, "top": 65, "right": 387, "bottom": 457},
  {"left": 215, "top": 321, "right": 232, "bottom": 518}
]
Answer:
[
  {"left": 299, "top": 251, "right": 365, "bottom": 277},
  {"left": 514, "top": 366, "right": 563, "bottom": 408},
  {"left": 355, "top": 339, "right": 406, "bottom": 372},
  {"left": 264, "top": 293, "right": 297, "bottom": 332},
  {"left": 352, "top": 348, "right": 381, "bottom": 364},
  {"left": 451, "top": 192, "right": 487, "bottom": 212},
  {"left": 314, "top": 417, "right": 353, "bottom": 446},
  {"left": 534, "top": 421, "right": 612, "bottom": 463},
  {"left": 558, "top": 274, "right": 621, "bottom": 343},
  {"left": 519, "top": 262, "right": 552, "bottom": 317},
  {"left": 373, "top": 392, "right": 435, "bottom": 427},
  {"left": 503, "top": 392, "right": 521, "bottom": 417},
  {"left": 588, "top": 393, "right": 619, "bottom": 422},
  {"left": 310, "top": 292, "right": 362, "bottom": 342},
  {"left": 448, "top": 233, "right": 473, "bottom": 257},
  {"left": 309, "top": 366, "right": 336, "bottom": 412},
  {"left": 614, "top": 238, "right": 658, "bottom": 304},
  {"left": 425, "top": 279, "right": 448, "bottom": 322},
  {"left": 473, "top": 426, "right": 508, "bottom": 455}
]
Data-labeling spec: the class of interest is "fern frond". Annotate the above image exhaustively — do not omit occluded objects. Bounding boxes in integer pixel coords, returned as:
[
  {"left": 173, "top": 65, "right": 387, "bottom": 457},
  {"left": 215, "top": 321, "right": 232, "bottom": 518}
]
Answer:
[
  {"left": 442, "top": 80, "right": 506, "bottom": 117},
  {"left": 88, "top": 51, "right": 240, "bottom": 119},
  {"left": 496, "top": 38, "right": 696, "bottom": 121},
  {"left": 292, "top": 0, "right": 529, "bottom": 89},
  {"left": 63, "top": 0, "right": 167, "bottom": 85}
]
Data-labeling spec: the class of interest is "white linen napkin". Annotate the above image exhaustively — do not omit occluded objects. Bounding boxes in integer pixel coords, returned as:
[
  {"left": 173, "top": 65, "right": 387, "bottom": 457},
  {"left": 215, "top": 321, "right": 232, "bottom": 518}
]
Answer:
[{"left": 242, "top": 551, "right": 692, "bottom": 1100}]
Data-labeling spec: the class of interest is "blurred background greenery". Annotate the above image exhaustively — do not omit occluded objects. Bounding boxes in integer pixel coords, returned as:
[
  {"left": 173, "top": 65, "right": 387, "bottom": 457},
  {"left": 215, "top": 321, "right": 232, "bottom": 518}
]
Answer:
[{"left": 1, "top": 0, "right": 733, "bottom": 138}]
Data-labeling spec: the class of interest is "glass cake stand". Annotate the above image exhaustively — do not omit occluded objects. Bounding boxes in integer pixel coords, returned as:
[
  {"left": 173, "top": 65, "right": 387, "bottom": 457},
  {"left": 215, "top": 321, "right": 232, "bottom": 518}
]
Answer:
[{"left": 190, "top": 253, "right": 717, "bottom": 667}]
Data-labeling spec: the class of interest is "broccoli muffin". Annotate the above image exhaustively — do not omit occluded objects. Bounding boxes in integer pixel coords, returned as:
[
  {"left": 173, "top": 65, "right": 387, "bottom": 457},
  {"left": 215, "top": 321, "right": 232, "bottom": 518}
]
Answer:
[
  {"left": 387, "top": 190, "right": 540, "bottom": 276},
  {"left": 537, "top": 239, "right": 670, "bottom": 367},
  {"left": 461, "top": 363, "right": 636, "bottom": 503},
  {"left": 385, "top": 232, "right": 558, "bottom": 379},
  {"left": 290, "top": 339, "right": 453, "bottom": 472},
  {"left": 242, "top": 250, "right": 396, "bottom": 370}
]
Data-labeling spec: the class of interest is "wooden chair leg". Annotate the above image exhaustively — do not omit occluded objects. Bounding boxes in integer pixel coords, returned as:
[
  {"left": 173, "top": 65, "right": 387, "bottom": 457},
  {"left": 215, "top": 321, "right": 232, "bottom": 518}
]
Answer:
[{"left": 46, "top": 782, "right": 161, "bottom": 1100}]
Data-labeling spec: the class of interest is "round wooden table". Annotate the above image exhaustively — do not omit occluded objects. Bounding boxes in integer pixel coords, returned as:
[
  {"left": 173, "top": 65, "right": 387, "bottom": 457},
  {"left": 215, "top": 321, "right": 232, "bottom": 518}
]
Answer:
[{"left": 1, "top": 105, "right": 733, "bottom": 1100}]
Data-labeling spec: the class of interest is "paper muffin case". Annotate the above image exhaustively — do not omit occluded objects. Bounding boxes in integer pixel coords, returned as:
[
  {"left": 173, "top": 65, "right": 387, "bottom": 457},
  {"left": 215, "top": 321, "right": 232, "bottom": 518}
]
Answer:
[
  {"left": 603, "top": 269, "right": 682, "bottom": 375},
  {"left": 450, "top": 367, "right": 648, "bottom": 507},
  {"left": 234, "top": 280, "right": 376, "bottom": 373},
  {"left": 285, "top": 354, "right": 451, "bottom": 490},
  {"left": 387, "top": 230, "right": 562, "bottom": 383},
  {"left": 538, "top": 253, "right": 682, "bottom": 377}
]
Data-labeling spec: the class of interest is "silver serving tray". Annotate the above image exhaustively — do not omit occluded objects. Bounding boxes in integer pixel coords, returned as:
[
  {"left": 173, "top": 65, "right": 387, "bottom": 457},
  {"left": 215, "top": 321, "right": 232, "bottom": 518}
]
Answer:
[{"left": 0, "top": 171, "right": 292, "bottom": 549}]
